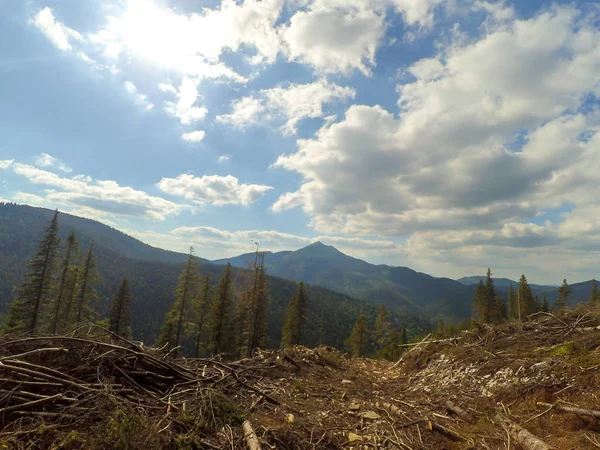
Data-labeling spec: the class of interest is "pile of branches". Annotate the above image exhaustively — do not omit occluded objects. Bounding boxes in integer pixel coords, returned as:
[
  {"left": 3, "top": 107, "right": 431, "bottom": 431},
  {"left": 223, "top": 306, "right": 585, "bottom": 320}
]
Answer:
[{"left": 0, "top": 327, "right": 279, "bottom": 448}]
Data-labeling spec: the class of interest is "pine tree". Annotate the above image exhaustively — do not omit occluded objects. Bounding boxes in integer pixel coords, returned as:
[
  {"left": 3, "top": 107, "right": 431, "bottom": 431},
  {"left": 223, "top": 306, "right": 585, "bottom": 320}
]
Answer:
[
  {"left": 555, "top": 279, "right": 571, "bottom": 310},
  {"left": 48, "top": 230, "right": 79, "bottom": 334},
  {"left": 346, "top": 314, "right": 368, "bottom": 357},
  {"left": 280, "top": 282, "right": 308, "bottom": 348},
  {"left": 7, "top": 210, "right": 61, "bottom": 332},
  {"left": 208, "top": 263, "right": 234, "bottom": 355},
  {"left": 374, "top": 305, "right": 393, "bottom": 349},
  {"left": 507, "top": 284, "right": 518, "bottom": 320},
  {"left": 158, "top": 249, "right": 202, "bottom": 356},
  {"left": 108, "top": 279, "right": 132, "bottom": 339},
  {"left": 590, "top": 279, "right": 599, "bottom": 305},
  {"left": 541, "top": 293, "right": 549, "bottom": 312},
  {"left": 73, "top": 243, "right": 99, "bottom": 325},
  {"left": 192, "top": 275, "right": 212, "bottom": 358}
]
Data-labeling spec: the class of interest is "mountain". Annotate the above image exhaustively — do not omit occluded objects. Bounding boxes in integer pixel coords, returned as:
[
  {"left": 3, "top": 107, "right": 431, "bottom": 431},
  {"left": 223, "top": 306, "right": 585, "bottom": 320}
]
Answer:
[
  {"left": 214, "top": 241, "right": 476, "bottom": 321},
  {"left": 0, "top": 204, "right": 432, "bottom": 348},
  {"left": 456, "top": 276, "right": 557, "bottom": 294}
]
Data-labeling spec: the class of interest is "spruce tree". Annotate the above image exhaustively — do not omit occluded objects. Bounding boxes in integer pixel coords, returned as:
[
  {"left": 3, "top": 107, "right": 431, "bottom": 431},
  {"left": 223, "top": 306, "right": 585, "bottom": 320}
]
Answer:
[
  {"left": 280, "top": 282, "right": 308, "bottom": 348},
  {"left": 491, "top": 296, "right": 507, "bottom": 324},
  {"left": 236, "top": 251, "right": 270, "bottom": 357},
  {"left": 555, "top": 279, "right": 571, "bottom": 310},
  {"left": 49, "top": 229, "right": 79, "bottom": 334},
  {"left": 108, "top": 279, "right": 132, "bottom": 339},
  {"left": 74, "top": 243, "right": 99, "bottom": 325},
  {"left": 518, "top": 274, "right": 537, "bottom": 319},
  {"left": 400, "top": 326, "right": 407, "bottom": 345},
  {"left": 590, "top": 279, "right": 599, "bottom": 305},
  {"left": 158, "top": 249, "right": 202, "bottom": 356},
  {"left": 374, "top": 305, "right": 393, "bottom": 349},
  {"left": 7, "top": 210, "right": 61, "bottom": 332},
  {"left": 58, "top": 266, "right": 80, "bottom": 332},
  {"left": 346, "top": 314, "right": 368, "bottom": 357},
  {"left": 208, "top": 263, "right": 234, "bottom": 355},
  {"left": 192, "top": 275, "right": 212, "bottom": 358},
  {"left": 472, "top": 280, "right": 487, "bottom": 324}
]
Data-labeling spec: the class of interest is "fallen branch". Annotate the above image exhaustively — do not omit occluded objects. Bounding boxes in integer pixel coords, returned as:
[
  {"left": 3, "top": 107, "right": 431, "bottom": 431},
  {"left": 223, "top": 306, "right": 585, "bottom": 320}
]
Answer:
[
  {"left": 495, "top": 413, "right": 553, "bottom": 450},
  {"left": 445, "top": 401, "right": 474, "bottom": 423},
  {"left": 537, "top": 402, "right": 600, "bottom": 419},
  {"left": 242, "top": 420, "right": 261, "bottom": 450},
  {"left": 427, "top": 421, "right": 464, "bottom": 441}
]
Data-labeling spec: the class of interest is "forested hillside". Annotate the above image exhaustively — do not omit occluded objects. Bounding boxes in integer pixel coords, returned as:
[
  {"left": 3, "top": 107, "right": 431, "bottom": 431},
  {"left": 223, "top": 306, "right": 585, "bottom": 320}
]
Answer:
[
  {"left": 215, "top": 242, "right": 477, "bottom": 320},
  {"left": 0, "top": 204, "right": 430, "bottom": 348}
]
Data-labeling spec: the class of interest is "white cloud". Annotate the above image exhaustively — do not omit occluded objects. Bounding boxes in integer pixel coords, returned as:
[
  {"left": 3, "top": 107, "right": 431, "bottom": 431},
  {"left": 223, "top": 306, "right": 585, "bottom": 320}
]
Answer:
[
  {"left": 125, "top": 224, "right": 403, "bottom": 260},
  {"left": 10, "top": 163, "right": 182, "bottom": 221},
  {"left": 35, "top": 153, "right": 72, "bottom": 173},
  {"left": 217, "top": 79, "right": 355, "bottom": 134},
  {"left": 0, "top": 160, "right": 14, "bottom": 170},
  {"left": 157, "top": 174, "right": 273, "bottom": 206},
  {"left": 181, "top": 131, "right": 206, "bottom": 143},
  {"left": 158, "top": 83, "right": 177, "bottom": 94},
  {"left": 124, "top": 81, "right": 154, "bottom": 110},
  {"left": 391, "top": 0, "right": 446, "bottom": 28},
  {"left": 218, "top": 155, "right": 232, "bottom": 163},
  {"left": 31, "top": 7, "right": 83, "bottom": 51},
  {"left": 273, "top": 5, "right": 600, "bottom": 242},
  {"left": 280, "top": 1, "right": 385, "bottom": 75},
  {"left": 164, "top": 77, "right": 208, "bottom": 125}
]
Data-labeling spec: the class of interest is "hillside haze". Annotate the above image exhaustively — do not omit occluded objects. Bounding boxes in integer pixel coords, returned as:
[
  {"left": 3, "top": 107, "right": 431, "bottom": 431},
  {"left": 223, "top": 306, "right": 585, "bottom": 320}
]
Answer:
[{"left": 0, "top": 204, "right": 430, "bottom": 347}]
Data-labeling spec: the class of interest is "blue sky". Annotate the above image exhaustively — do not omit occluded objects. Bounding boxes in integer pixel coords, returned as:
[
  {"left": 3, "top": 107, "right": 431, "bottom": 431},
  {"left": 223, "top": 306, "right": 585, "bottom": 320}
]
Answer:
[{"left": 1, "top": 0, "right": 599, "bottom": 284}]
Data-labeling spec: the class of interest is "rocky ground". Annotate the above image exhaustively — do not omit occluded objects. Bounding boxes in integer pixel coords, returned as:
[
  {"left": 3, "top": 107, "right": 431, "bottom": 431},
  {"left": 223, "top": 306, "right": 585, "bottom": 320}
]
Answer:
[{"left": 1, "top": 307, "right": 600, "bottom": 449}]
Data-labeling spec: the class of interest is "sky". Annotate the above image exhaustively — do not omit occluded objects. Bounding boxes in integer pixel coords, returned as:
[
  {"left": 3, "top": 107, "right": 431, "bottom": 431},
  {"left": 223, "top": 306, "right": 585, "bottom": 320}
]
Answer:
[{"left": 1, "top": 0, "right": 599, "bottom": 284}]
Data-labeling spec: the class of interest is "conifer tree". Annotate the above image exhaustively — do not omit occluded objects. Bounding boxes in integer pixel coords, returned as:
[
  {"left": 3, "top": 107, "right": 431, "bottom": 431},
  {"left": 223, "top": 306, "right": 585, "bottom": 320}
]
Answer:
[
  {"left": 541, "top": 293, "right": 549, "bottom": 312},
  {"left": 555, "top": 279, "right": 571, "bottom": 310},
  {"left": 507, "top": 284, "right": 518, "bottom": 320},
  {"left": 400, "top": 326, "right": 408, "bottom": 346},
  {"left": 590, "top": 279, "right": 599, "bottom": 305},
  {"left": 208, "top": 263, "right": 234, "bottom": 355},
  {"left": 7, "top": 210, "right": 61, "bottom": 332},
  {"left": 108, "top": 279, "right": 132, "bottom": 339},
  {"left": 518, "top": 274, "right": 537, "bottom": 319},
  {"left": 236, "top": 250, "right": 270, "bottom": 357},
  {"left": 192, "top": 275, "right": 212, "bottom": 358},
  {"left": 58, "top": 266, "right": 80, "bottom": 332},
  {"left": 491, "top": 296, "right": 507, "bottom": 324},
  {"left": 280, "top": 282, "right": 308, "bottom": 348},
  {"left": 346, "top": 314, "right": 368, "bottom": 357},
  {"left": 49, "top": 230, "right": 79, "bottom": 334},
  {"left": 374, "top": 305, "right": 393, "bottom": 349},
  {"left": 158, "top": 249, "right": 202, "bottom": 356},
  {"left": 472, "top": 280, "right": 488, "bottom": 324},
  {"left": 74, "top": 243, "right": 99, "bottom": 325}
]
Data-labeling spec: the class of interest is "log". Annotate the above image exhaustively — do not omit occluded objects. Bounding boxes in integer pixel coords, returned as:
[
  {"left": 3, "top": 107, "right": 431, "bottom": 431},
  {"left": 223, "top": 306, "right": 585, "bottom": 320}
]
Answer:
[
  {"left": 495, "top": 414, "right": 553, "bottom": 450},
  {"left": 242, "top": 420, "right": 261, "bottom": 450},
  {"left": 445, "top": 401, "right": 474, "bottom": 423},
  {"left": 537, "top": 402, "right": 600, "bottom": 419},
  {"left": 427, "top": 420, "right": 463, "bottom": 441},
  {"left": 0, "top": 393, "right": 63, "bottom": 415}
]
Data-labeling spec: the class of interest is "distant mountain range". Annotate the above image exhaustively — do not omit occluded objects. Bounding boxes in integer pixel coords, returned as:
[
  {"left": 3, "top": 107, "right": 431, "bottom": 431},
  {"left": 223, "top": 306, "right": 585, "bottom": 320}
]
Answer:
[
  {"left": 1, "top": 204, "right": 432, "bottom": 348},
  {"left": 456, "top": 276, "right": 558, "bottom": 293}
]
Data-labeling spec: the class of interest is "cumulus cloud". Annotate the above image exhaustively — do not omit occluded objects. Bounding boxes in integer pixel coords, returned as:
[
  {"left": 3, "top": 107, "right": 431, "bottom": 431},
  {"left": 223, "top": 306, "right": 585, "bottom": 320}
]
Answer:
[
  {"left": 10, "top": 163, "right": 182, "bottom": 221},
  {"left": 164, "top": 77, "right": 208, "bottom": 125},
  {"left": 273, "top": 5, "right": 600, "bottom": 241},
  {"left": 35, "top": 153, "right": 72, "bottom": 173},
  {"left": 124, "top": 81, "right": 154, "bottom": 110},
  {"left": 217, "top": 79, "right": 355, "bottom": 134},
  {"left": 218, "top": 155, "right": 232, "bottom": 163},
  {"left": 181, "top": 131, "right": 206, "bottom": 143},
  {"left": 157, "top": 174, "right": 273, "bottom": 206},
  {"left": 31, "top": 7, "right": 83, "bottom": 51}
]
